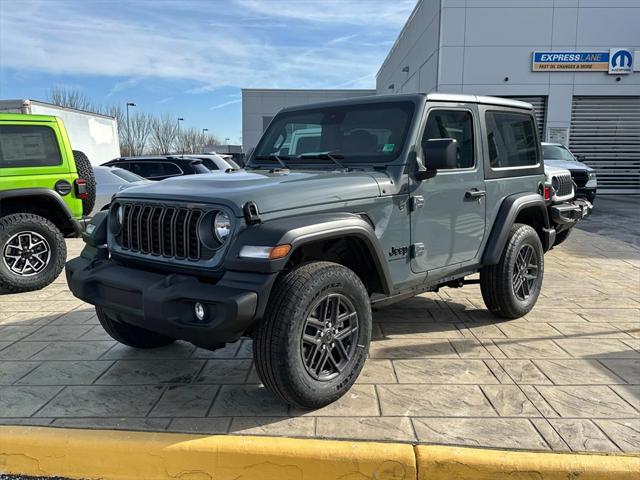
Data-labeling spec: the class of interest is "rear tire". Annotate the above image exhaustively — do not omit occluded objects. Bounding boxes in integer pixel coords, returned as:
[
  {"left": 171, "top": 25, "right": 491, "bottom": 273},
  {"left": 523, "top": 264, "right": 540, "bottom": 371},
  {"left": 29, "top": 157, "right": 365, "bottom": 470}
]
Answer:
[
  {"left": 96, "top": 306, "right": 175, "bottom": 348},
  {"left": 0, "top": 213, "right": 66, "bottom": 293},
  {"left": 73, "top": 150, "right": 96, "bottom": 216},
  {"left": 480, "top": 223, "right": 544, "bottom": 319},
  {"left": 253, "top": 261, "right": 371, "bottom": 408}
]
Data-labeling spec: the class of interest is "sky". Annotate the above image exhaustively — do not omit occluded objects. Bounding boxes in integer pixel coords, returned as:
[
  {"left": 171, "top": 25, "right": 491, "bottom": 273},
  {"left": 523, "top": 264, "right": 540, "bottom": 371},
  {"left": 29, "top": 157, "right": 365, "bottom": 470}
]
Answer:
[{"left": 0, "top": 0, "right": 415, "bottom": 144}]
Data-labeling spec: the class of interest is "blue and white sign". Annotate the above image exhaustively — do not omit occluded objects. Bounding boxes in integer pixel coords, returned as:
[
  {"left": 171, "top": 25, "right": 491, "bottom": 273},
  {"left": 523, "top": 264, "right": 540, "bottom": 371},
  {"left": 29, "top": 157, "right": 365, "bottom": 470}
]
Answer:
[{"left": 609, "top": 48, "right": 633, "bottom": 74}]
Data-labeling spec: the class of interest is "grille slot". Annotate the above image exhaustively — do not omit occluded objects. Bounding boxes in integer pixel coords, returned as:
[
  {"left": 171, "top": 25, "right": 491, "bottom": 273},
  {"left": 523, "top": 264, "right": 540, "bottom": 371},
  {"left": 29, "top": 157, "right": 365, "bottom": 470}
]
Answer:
[{"left": 118, "top": 204, "right": 204, "bottom": 260}]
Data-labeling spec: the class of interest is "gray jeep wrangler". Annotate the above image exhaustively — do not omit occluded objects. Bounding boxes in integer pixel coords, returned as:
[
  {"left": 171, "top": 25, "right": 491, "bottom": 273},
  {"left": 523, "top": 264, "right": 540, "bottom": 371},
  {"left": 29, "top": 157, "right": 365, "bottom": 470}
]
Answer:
[{"left": 66, "top": 93, "right": 587, "bottom": 408}]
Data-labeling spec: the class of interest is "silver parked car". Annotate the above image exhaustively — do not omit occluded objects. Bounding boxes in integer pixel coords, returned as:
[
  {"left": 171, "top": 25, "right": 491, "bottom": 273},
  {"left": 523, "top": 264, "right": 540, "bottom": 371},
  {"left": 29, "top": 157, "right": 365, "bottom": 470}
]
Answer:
[{"left": 93, "top": 166, "right": 150, "bottom": 213}]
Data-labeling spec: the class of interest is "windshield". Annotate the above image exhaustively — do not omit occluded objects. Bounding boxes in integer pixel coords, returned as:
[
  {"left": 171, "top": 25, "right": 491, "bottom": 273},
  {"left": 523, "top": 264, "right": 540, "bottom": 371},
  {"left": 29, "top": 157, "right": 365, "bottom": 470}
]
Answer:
[
  {"left": 109, "top": 167, "right": 146, "bottom": 182},
  {"left": 543, "top": 144, "right": 576, "bottom": 161},
  {"left": 252, "top": 101, "right": 415, "bottom": 165}
]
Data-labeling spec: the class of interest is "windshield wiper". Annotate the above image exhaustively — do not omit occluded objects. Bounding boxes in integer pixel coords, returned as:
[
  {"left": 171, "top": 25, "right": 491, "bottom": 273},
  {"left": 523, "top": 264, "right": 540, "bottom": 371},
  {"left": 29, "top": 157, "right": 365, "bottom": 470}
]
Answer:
[
  {"left": 253, "top": 154, "right": 290, "bottom": 169},
  {"left": 297, "top": 151, "right": 346, "bottom": 169}
]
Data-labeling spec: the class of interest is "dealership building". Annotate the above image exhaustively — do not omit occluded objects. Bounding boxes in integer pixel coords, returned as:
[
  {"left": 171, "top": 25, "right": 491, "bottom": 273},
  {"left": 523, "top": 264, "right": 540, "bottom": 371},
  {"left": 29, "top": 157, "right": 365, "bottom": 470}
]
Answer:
[{"left": 242, "top": 0, "right": 639, "bottom": 193}]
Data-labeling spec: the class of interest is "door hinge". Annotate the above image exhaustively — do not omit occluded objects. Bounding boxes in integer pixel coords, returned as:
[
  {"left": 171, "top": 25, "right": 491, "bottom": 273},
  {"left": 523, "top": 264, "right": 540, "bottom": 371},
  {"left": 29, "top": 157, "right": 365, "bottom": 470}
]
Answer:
[
  {"left": 410, "top": 195, "right": 424, "bottom": 211},
  {"left": 411, "top": 243, "right": 425, "bottom": 258}
]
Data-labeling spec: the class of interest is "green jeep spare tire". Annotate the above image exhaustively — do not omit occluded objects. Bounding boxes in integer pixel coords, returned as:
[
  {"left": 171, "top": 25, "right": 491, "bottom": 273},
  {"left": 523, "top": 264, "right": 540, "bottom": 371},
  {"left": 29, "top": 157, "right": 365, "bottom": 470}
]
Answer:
[{"left": 72, "top": 150, "right": 96, "bottom": 216}]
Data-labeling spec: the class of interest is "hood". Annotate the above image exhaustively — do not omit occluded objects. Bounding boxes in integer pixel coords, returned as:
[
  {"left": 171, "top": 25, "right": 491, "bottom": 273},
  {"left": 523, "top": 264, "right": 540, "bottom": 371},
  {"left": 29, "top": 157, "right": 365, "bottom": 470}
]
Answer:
[
  {"left": 115, "top": 169, "right": 384, "bottom": 215},
  {"left": 544, "top": 159, "right": 594, "bottom": 172},
  {"left": 544, "top": 164, "right": 571, "bottom": 177}
]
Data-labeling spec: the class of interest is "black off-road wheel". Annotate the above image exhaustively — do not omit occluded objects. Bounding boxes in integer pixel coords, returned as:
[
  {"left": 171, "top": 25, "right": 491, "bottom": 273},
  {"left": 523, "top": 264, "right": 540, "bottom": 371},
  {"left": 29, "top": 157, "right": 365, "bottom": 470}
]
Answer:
[
  {"left": 0, "top": 213, "right": 66, "bottom": 293},
  {"left": 73, "top": 150, "right": 96, "bottom": 216},
  {"left": 553, "top": 228, "right": 572, "bottom": 247},
  {"left": 254, "top": 261, "right": 372, "bottom": 409},
  {"left": 96, "top": 306, "right": 175, "bottom": 348},
  {"left": 480, "top": 223, "right": 544, "bottom": 319}
]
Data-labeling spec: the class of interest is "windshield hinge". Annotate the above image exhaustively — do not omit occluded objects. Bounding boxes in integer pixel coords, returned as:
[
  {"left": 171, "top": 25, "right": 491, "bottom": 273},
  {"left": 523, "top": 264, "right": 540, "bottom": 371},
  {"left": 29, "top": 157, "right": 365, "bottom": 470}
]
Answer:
[{"left": 243, "top": 201, "right": 261, "bottom": 225}]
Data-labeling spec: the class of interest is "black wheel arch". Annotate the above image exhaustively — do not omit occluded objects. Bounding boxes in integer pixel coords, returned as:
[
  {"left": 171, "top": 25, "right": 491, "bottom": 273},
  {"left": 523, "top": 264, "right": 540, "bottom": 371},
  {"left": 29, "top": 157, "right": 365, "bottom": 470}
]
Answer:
[
  {"left": 482, "top": 192, "right": 553, "bottom": 265},
  {"left": 223, "top": 212, "right": 393, "bottom": 295},
  {"left": 0, "top": 188, "right": 82, "bottom": 237}
]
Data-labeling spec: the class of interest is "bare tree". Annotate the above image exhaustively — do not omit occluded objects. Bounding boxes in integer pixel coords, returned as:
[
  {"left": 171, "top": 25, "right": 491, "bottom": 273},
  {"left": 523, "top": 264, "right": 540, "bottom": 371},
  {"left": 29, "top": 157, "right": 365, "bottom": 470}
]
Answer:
[
  {"left": 174, "top": 127, "right": 200, "bottom": 154},
  {"left": 149, "top": 114, "right": 179, "bottom": 154},
  {"left": 125, "top": 112, "right": 152, "bottom": 156},
  {"left": 48, "top": 86, "right": 95, "bottom": 111}
]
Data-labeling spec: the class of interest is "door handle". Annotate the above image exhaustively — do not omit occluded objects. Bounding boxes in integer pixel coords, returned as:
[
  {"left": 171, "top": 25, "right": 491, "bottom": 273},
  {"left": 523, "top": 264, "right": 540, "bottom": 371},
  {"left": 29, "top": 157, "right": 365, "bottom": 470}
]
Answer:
[{"left": 465, "top": 189, "right": 486, "bottom": 200}]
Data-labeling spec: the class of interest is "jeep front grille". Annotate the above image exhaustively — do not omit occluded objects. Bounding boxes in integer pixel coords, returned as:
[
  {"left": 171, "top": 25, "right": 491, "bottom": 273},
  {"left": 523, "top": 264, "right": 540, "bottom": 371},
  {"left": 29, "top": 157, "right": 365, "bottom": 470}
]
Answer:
[
  {"left": 555, "top": 174, "right": 573, "bottom": 198},
  {"left": 119, "top": 204, "right": 203, "bottom": 260}
]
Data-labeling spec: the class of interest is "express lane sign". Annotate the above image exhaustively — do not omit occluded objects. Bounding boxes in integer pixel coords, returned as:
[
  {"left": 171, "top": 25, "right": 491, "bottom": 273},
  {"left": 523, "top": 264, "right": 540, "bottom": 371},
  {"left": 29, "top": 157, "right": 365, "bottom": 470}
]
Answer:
[{"left": 532, "top": 52, "right": 609, "bottom": 71}]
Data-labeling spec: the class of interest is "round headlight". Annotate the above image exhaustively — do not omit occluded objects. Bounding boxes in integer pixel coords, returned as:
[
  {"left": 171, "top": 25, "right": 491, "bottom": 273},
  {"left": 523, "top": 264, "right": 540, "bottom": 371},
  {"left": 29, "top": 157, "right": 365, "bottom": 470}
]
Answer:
[
  {"left": 214, "top": 211, "right": 231, "bottom": 243},
  {"left": 551, "top": 177, "right": 559, "bottom": 192}
]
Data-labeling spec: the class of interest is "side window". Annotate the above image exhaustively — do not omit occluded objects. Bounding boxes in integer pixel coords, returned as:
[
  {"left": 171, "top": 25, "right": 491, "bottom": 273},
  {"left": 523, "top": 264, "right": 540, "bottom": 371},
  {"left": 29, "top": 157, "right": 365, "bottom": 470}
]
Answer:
[
  {"left": 485, "top": 111, "right": 538, "bottom": 169},
  {"left": 163, "top": 162, "right": 182, "bottom": 176},
  {"left": 0, "top": 125, "right": 62, "bottom": 168},
  {"left": 130, "top": 162, "right": 163, "bottom": 178},
  {"left": 422, "top": 110, "right": 474, "bottom": 169}
]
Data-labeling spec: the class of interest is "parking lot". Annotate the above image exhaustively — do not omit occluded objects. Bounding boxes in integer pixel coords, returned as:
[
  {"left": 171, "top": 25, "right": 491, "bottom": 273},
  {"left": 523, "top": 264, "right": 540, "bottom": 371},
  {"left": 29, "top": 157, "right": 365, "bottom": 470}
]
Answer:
[{"left": 1, "top": 196, "right": 638, "bottom": 453}]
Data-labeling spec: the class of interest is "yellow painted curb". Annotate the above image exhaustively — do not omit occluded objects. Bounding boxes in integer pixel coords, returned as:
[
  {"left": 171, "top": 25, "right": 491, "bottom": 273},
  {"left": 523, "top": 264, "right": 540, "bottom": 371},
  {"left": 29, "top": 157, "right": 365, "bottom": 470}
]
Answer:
[
  {"left": 0, "top": 426, "right": 416, "bottom": 480},
  {"left": 1, "top": 426, "right": 639, "bottom": 480},
  {"left": 416, "top": 444, "right": 640, "bottom": 480}
]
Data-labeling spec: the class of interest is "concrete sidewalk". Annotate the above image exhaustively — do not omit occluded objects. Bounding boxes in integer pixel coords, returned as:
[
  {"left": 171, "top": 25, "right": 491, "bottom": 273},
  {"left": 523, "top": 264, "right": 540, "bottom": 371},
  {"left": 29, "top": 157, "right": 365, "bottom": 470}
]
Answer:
[{"left": 1, "top": 197, "right": 638, "bottom": 453}]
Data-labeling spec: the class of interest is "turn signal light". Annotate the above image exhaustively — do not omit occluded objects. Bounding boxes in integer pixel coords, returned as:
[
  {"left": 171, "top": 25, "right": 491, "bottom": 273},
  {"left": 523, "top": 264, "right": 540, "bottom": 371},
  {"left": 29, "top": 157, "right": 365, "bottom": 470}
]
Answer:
[
  {"left": 75, "top": 178, "right": 88, "bottom": 199},
  {"left": 269, "top": 244, "right": 291, "bottom": 259}
]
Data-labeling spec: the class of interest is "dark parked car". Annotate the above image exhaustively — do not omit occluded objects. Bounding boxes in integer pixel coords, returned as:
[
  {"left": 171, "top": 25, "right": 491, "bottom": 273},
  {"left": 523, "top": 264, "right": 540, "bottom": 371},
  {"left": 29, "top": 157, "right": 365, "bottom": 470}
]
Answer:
[
  {"left": 542, "top": 143, "right": 597, "bottom": 202},
  {"left": 102, "top": 156, "right": 210, "bottom": 181}
]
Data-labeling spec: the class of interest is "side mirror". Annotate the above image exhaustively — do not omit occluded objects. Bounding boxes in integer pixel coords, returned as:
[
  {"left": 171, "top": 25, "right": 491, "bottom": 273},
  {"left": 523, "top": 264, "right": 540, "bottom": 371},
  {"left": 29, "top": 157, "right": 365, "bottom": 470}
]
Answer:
[
  {"left": 424, "top": 138, "right": 459, "bottom": 170},
  {"left": 576, "top": 154, "right": 586, "bottom": 161}
]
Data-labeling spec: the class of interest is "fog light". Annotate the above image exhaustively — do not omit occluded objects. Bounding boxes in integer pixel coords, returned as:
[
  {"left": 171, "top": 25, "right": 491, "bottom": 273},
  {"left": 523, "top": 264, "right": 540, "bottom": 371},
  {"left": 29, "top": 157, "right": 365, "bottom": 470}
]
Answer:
[{"left": 194, "top": 302, "right": 206, "bottom": 321}]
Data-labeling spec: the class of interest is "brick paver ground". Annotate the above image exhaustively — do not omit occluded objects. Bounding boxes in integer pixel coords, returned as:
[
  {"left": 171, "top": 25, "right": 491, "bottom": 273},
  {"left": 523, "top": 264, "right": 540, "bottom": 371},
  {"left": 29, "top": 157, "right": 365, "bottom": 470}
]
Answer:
[{"left": 1, "top": 197, "right": 638, "bottom": 453}]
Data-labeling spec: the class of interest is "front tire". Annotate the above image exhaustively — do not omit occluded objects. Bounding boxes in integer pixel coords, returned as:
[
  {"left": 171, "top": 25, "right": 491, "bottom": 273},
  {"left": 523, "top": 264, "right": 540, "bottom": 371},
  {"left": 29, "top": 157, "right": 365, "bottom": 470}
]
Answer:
[
  {"left": 480, "top": 223, "right": 544, "bottom": 319},
  {"left": 0, "top": 213, "right": 66, "bottom": 293},
  {"left": 96, "top": 307, "right": 175, "bottom": 348},
  {"left": 254, "top": 262, "right": 371, "bottom": 409}
]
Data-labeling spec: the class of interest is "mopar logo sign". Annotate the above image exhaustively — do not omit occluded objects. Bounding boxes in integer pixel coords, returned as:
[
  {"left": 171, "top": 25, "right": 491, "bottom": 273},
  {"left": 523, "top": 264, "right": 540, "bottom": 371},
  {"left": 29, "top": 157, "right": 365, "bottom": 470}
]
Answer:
[{"left": 609, "top": 48, "right": 633, "bottom": 74}]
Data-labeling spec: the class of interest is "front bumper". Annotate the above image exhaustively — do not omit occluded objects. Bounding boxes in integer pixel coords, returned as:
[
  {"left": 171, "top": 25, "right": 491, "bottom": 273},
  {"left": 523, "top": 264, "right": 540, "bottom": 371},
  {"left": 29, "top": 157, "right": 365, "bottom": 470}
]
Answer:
[
  {"left": 65, "top": 254, "right": 276, "bottom": 349},
  {"left": 550, "top": 198, "right": 592, "bottom": 231}
]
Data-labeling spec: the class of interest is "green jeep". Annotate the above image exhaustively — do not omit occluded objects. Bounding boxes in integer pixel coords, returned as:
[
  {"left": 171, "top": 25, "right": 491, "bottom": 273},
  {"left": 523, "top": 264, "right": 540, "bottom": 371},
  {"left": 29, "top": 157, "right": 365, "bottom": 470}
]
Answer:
[{"left": 0, "top": 113, "right": 96, "bottom": 292}]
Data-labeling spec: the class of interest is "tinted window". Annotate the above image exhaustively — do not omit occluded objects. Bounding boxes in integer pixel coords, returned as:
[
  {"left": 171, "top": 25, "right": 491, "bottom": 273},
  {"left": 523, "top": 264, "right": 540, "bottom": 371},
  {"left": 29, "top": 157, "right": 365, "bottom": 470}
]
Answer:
[
  {"left": 422, "top": 110, "right": 474, "bottom": 169},
  {"left": 486, "top": 111, "right": 538, "bottom": 169},
  {"left": 191, "top": 162, "right": 210, "bottom": 174},
  {"left": 254, "top": 101, "right": 415, "bottom": 164},
  {"left": 130, "top": 161, "right": 181, "bottom": 178},
  {"left": 0, "top": 125, "right": 61, "bottom": 168},
  {"left": 198, "top": 158, "right": 219, "bottom": 170}
]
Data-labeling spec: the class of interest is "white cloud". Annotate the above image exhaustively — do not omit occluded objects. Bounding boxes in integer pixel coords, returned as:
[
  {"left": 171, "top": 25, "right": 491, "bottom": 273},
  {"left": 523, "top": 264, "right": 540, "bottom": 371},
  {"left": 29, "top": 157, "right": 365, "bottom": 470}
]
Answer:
[
  {"left": 0, "top": 0, "right": 414, "bottom": 91},
  {"left": 210, "top": 99, "right": 241, "bottom": 110}
]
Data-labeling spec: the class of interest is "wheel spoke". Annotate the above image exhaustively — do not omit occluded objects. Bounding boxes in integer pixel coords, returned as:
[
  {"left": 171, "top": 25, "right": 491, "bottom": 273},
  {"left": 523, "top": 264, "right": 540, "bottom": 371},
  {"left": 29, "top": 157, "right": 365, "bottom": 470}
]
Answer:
[
  {"left": 336, "top": 325, "right": 357, "bottom": 341},
  {"left": 314, "top": 348, "right": 329, "bottom": 375}
]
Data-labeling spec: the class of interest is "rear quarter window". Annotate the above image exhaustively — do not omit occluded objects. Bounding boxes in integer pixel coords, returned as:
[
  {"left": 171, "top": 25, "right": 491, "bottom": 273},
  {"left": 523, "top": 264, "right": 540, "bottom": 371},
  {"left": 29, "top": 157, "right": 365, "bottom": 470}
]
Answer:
[
  {"left": 485, "top": 111, "right": 538, "bottom": 169},
  {"left": 0, "top": 125, "right": 62, "bottom": 168}
]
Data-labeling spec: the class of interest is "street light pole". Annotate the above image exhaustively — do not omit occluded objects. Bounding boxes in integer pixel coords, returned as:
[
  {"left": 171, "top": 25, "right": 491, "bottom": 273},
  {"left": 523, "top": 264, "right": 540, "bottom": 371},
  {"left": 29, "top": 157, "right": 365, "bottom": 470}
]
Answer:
[
  {"left": 202, "top": 128, "right": 208, "bottom": 153},
  {"left": 126, "top": 102, "right": 136, "bottom": 155},
  {"left": 177, "top": 117, "right": 184, "bottom": 155}
]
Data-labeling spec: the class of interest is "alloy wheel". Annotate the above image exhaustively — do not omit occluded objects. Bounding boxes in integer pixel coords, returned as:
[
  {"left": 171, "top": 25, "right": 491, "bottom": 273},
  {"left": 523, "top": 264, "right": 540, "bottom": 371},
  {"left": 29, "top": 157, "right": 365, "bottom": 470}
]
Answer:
[
  {"left": 301, "top": 293, "right": 359, "bottom": 381},
  {"left": 2, "top": 231, "right": 51, "bottom": 277},
  {"left": 512, "top": 244, "right": 539, "bottom": 301}
]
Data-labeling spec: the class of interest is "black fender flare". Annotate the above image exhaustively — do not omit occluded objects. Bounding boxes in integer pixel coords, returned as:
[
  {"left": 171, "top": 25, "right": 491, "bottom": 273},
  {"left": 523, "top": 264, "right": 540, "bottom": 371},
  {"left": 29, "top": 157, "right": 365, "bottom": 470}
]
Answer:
[
  {"left": 0, "top": 188, "right": 82, "bottom": 236},
  {"left": 224, "top": 212, "right": 393, "bottom": 295},
  {"left": 482, "top": 193, "right": 552, "bottom": 265}
]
